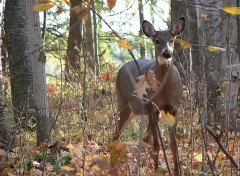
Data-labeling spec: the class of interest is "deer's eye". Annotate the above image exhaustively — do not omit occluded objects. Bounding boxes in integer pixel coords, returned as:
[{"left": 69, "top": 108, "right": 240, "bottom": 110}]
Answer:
[
  {"left": 155, "top": 40, "right": 160, "bottom": 44},
  {"left": 169, "top": 39, "right": 174, "bottom": 43}
]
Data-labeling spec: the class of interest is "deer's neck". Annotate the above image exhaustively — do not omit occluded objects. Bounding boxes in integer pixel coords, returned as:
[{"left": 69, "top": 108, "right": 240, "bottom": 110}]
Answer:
[{"left": 154, "top": 59, "right": 173, "bottom": 83}]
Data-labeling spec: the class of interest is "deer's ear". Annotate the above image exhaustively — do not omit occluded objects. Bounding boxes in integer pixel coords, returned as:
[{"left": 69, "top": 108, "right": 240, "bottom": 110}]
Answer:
[
  {"left": 171, "top": 17, "right": 185, "bottom": 36},
  {"left": 142, "top": 20, "right": 156, "bottom": 37}
]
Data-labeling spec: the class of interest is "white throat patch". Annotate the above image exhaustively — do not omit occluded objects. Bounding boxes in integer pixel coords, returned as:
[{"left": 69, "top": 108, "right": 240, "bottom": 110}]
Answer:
[{"left": 157, "top": 56, "right": 173, "bottom": 65}]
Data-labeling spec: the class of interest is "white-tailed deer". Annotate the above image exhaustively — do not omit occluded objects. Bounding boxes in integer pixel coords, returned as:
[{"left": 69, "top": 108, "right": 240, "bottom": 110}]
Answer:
[{"left": 114, "top": 17, "right": 185, "bottom": 175}]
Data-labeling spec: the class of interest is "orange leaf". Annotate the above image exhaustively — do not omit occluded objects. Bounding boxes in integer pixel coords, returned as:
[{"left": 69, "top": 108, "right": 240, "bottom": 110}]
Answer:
[
  {"left": 116, "top": 40, "right": 132, "bottom": 50},
  {"left": 48, "top": 87, "right": 57, "bottom": 94},
  {"left": 107, "top": 0, "right": 117, "bottom": 10},
  {"left": 101, "top": 71, "right": 112, "bottom": 82},
  {"left": 145, "top": 70, "right": 160, "bottom": 91}
]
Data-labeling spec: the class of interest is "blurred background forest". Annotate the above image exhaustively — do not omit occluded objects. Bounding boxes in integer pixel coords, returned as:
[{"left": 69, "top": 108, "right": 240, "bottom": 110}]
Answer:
[{"left": 0, "top": 0, "right": 240, "bottom": 175}]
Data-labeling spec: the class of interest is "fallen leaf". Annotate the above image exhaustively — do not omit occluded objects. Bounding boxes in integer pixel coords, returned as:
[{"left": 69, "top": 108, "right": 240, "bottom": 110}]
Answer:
[
  {"left": 0, "top": 149, "right": 6, "bottom": 160},
  {"left": 222, "top": 6, "right": 240, "bottom": 15},
  {"left": 175, "top": 38, "right": 192, "bottom": 49},
  {"left": 68, "top": 143, "right": 82, "bottom": 158},
  {"left": 92, "top": 165, "right": 102, "bottom": 175},
  {"left": 159, "top": 110, "right": 176, "bottom": 127},
  {"left": 107, "top": 0, "right": 117, "bottom": 10},
  {"left": 142, "top": 141, "right": 152, "bottom": 149},
  {"left": 93, "top": 155, "right": 111, "bottom": 171},
  {"left": 60, "top": 165, "right": 76, "bottom": 175},
  {"left": 107, "top": 140, "right": 128, "bottom": 168},
  {"left": 193, "top": 153, "right": 202, "bottom": 162},
  {"left": 207, "top": 46, "right": 226, "bottom": 52},
  {"left": 116, "top": 40, "right": 132, "bottom": 50},
  {"left": 134, "top": 74, "right": 151, "bottom": 98}
]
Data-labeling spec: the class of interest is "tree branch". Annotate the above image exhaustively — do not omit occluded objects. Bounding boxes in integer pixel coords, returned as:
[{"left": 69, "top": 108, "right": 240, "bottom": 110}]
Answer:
[{"left": 205, "top": 125, "right": 239, "bottom": 170}]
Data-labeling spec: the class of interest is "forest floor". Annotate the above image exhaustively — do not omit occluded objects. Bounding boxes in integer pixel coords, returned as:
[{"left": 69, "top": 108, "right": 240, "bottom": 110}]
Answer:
[{"left": 0, "top": 81, "right": 239, "bottom": 176}]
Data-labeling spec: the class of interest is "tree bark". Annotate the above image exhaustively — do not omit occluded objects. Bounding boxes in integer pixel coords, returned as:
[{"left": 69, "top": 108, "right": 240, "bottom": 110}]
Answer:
[
  {"left": 138, "top": 0, "right": 145, "bottom": 59},
  {"left": 0, "top": 0, "right": 12, "bottom": 145},
  {"left": 66, "top": 0, "right": 82, "bottom": 80},
  {"left": 5, "top": 0, "right": 50, "bottom": 144},
  {"left": 5, "top": 0, "right": 34, "bottom": 127},
  {"left": 195, "top": 0, "right": 239, "bottom": 130},
  {"left": 26, "top": 0, "right": 51, "bottom": 144},
  {"left": 85, "top": 0, "right": 95, "bottom": 72}
]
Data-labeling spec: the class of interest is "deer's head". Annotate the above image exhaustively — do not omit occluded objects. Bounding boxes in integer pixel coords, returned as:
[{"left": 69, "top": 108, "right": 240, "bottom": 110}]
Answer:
[{"left": 142, "top": 17, "right": 185, "bottom": 65}]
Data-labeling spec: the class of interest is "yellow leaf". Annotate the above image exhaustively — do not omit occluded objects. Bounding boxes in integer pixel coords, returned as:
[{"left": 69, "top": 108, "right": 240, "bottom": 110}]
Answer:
[
  {"left": 33, "top": 0, "right": 56, "bottom": 12},
  {"left": 222, "top": 7, "right": 240, "bottom": 15},
  {"left": 116, "top": 40, "right": 132, "bottom": 50},
  {"left": 134, "top": 74, "right": 151, "bottom": 98},
  {"left": 93, "top": 155, "right": 111, "bottom": 171},
  {"left": 207, "top": 46, "right": 226, "bottom": 52},
  {"left": 175, "top": 38, "right": 192, "bottom": 49},
  {"left": 62, "top": 0, "right": 71, "bottom": 6},
  {"left": 194, "top": 153, "right": 202, "bottom": 162},
  {"left": 107, "top": 0, "right": 117, "bottom": 10},
  {"left": 201, "top": 13, "right": 208, "bottom": 20},
  {"left": 68, "top": 144, "right": 82, "bottom": 158},
  {"left": 159, "top": 110, "right": 176, "bottom": 127}
]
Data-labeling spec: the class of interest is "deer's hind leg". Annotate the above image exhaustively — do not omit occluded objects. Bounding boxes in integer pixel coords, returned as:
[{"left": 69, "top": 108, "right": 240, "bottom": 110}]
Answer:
[
  {"left": 113, "top": 94, "right": 132, "bottom": 141},
  {"left": 143, "top": 109, "right": 160, "bottom": 170}
]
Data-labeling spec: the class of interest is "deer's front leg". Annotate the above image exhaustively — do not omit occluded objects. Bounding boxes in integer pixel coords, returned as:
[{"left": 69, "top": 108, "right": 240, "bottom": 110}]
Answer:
[
  {"left": 113, "top": 106, "right": 131, "bottom": 141},
  {"left": 169, "top": 126, "right": 180, "bottom": 176},
  {"left": 144, "top": 108, "right": 160, "bottom": 170}
]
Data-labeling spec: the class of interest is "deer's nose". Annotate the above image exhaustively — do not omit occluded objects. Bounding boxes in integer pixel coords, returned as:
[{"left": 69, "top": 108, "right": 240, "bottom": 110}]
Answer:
[{"left": 162, "top": 50, "right": 172, "bottom": 59}]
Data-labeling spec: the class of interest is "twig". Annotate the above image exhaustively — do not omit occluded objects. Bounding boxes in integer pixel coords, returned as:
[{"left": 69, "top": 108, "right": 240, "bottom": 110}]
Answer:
[{"left": 205, "top": 125, "right": 239, "bottom": 170}]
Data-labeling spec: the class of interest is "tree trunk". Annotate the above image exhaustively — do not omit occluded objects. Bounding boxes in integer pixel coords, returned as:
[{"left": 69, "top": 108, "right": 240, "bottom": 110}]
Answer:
[
  {"left": 26, "top": 0, "right": 51, "bottom": 144},
  {"left": 85, "top": 1, "right": 95, "bottom": 72},
  {"left": 5, "top": 0, "right": 34, "bottom": 127},
  {"left": 66, "top": 0, "right": 82, "bottom": 81},
  {"left": 5, "top": 0, "right": 50, "bottom": 144},
  {"left": 0, "top": 0, "right": 12, "bottom": 145},
  {"left": 195, "top": 0, "right": 239, "bottom": 130},
  {"left": 138, "top": 0, "right": 145, "bottom": 59}
]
